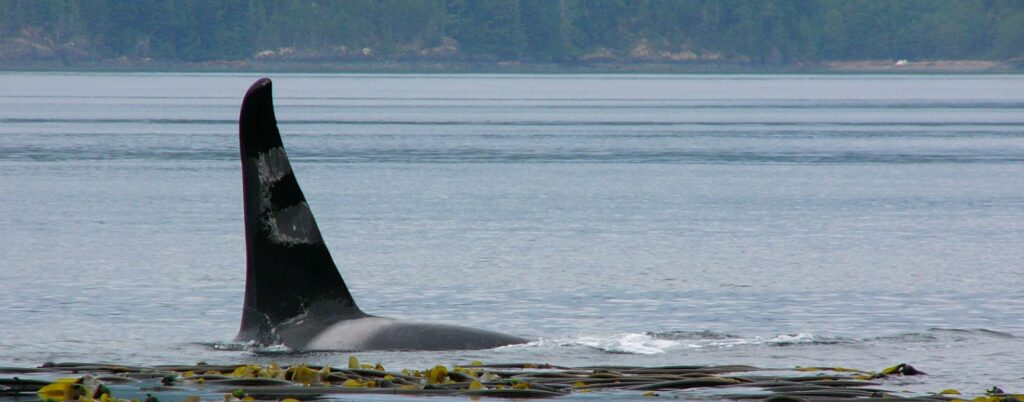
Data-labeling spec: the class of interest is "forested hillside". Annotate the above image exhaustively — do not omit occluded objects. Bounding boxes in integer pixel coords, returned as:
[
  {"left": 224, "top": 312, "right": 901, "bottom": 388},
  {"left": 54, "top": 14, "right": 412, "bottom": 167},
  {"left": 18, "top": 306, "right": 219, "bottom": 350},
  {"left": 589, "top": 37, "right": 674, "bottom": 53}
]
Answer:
[{"left": 2, "top": 0, "right": 1023, "bottom": 68}]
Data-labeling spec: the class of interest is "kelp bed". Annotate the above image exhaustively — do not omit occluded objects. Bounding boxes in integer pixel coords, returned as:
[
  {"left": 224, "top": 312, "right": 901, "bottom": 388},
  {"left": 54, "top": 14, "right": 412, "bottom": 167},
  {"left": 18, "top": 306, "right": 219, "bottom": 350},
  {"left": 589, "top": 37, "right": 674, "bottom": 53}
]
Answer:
[{"left": 1, "top": 360, "right": 1020, "bottom": 402}]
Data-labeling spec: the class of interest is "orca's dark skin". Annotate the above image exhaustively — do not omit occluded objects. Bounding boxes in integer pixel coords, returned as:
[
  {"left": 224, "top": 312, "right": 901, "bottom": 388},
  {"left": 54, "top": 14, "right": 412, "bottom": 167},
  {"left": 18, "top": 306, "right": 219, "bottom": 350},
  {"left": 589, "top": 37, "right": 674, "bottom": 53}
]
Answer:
[{"left": 235, "top": 78, "right": 527, "bottom": 350}]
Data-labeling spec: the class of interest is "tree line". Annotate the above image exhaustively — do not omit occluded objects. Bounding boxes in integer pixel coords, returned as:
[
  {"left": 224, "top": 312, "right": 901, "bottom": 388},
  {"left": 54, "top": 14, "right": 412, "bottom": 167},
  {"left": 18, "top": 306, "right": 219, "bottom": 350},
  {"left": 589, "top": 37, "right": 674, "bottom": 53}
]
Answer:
[{"left": 2, "top": 0, "right": 1022, "bottom": 64}]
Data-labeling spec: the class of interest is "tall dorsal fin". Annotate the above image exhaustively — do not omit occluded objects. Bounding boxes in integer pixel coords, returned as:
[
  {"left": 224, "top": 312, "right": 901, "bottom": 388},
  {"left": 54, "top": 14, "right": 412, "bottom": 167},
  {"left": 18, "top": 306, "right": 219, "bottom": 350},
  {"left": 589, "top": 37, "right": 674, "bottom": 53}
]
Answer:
[{"left": 237, "top": 78, "right": 361, "bottom": 343}]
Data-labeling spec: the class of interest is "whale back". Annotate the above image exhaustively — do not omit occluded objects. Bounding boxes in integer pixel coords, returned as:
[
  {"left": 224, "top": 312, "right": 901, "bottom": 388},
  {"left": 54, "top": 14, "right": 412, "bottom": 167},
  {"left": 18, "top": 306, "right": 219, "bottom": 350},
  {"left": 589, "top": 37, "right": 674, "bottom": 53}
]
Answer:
[{"left": 237, "top": 78, "right": 362, "bottom": 344}]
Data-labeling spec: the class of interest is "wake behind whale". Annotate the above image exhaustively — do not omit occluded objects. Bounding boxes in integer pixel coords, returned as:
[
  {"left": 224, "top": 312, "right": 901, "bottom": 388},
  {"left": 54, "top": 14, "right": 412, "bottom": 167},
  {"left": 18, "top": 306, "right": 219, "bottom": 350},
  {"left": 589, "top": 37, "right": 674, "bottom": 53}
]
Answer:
[{"left": 234, "top": 78, "right": 526, "bottom": 351}]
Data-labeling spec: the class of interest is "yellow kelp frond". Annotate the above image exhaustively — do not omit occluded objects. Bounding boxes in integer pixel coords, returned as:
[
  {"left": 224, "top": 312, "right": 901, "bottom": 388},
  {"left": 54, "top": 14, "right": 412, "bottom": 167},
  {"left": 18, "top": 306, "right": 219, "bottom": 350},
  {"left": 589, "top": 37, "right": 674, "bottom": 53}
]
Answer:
[
  {"left": 284, "top": 365, "right": 318, "bottom": 385},
  {"left": 258, "top": 362, "right": 282, "bottom": 379},
  {"left": 316, "top": 365, "right": 331, "bottom": 381},
  {"left": 452, "top": 366, "right": 479, "bottom": 378},
  {"left": 38, "top": 380, "right": 84, "bottom": 401},
  {"left": 230, "top": 365, "right": 261, "bottom": 378},
  {"left": 424, "top": 365, "right": 448, "bottom": 384}
]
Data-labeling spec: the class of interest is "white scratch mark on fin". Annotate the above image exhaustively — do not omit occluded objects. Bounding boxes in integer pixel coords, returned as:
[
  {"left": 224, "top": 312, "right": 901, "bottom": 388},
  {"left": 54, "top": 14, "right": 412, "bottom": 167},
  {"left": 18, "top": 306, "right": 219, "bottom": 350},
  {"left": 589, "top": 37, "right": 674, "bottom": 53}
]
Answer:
[
  {"left": 264, "top": 202, "right": 323, "bottom": 245},
  {"left": 255, "top": 147, "right": 292, "bottom": 186},
  {"left": 248, "top": 147, "right": 321, "bottom": 246}
]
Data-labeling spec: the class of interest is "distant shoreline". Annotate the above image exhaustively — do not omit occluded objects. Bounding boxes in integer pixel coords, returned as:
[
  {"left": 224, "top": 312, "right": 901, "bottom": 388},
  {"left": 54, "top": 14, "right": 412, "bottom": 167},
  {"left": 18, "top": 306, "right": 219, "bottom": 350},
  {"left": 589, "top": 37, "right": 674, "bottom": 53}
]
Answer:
[{"left": 3, "top": 59, "right": 1021, "bottom": 74}]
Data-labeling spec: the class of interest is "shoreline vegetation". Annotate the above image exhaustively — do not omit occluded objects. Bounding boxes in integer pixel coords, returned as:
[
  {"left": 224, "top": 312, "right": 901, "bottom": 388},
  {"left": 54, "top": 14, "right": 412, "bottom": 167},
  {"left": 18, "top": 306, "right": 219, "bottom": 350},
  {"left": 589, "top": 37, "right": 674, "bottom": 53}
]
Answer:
[{"left": 3, "top": 1, "right": 1023, "bottom": 74}]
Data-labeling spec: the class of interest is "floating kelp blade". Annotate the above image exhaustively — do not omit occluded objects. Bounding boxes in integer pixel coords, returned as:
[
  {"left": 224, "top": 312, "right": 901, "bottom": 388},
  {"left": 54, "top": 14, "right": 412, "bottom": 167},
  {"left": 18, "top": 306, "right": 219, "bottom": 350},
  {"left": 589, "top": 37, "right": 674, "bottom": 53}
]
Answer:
[{"left": 0, "top": 361, "right": 1015, "bottom": 401}]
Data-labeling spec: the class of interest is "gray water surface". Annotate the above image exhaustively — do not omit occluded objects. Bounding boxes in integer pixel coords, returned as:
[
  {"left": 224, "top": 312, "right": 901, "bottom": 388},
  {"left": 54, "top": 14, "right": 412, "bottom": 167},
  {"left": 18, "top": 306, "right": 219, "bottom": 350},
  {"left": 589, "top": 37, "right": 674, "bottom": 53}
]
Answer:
[{"left": 1, "top": 73, "right": 1022, "bottom": 394}]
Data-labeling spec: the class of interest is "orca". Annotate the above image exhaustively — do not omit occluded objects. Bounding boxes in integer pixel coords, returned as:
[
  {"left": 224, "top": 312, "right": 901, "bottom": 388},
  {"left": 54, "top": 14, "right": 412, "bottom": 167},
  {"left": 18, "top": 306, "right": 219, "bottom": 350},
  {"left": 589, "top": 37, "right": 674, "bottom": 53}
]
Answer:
[{"left": 234, "top": 78, "right": 528, "bottom": 351}]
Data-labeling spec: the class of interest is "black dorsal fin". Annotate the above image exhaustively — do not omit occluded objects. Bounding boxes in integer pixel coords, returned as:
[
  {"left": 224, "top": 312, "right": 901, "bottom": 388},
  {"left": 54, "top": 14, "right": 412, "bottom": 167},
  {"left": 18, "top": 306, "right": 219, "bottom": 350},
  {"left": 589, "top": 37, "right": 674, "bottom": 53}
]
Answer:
[{"left": 236, "top": 78, "right": 362, "bottom": 343}]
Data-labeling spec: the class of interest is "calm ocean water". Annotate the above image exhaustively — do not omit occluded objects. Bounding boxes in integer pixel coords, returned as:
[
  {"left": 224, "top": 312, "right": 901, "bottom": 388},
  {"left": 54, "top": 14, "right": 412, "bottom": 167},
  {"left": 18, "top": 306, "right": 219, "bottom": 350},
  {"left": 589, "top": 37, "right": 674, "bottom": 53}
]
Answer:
[{"left": 0, "top": 73, "right": 1022, "bottom": 395}]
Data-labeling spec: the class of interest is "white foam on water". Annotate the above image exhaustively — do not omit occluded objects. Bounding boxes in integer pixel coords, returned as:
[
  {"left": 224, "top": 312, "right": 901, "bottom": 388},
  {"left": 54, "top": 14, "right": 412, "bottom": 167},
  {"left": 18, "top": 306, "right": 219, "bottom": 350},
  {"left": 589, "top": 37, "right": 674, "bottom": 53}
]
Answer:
[
  {"left": 526, "top": 333, "right": 681, "bottom": 355},
  {"left": 576, "top": 333, "right": 681, "bottom": 355},
  {"left": 767, "top": 333, "right": 819, "bottom": 345},
  {"left": 526, "top": 331, "right": 840, "bottom": 355},
  {"left": 208, "top": 340, "right": 294, "bottom": 354}
]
